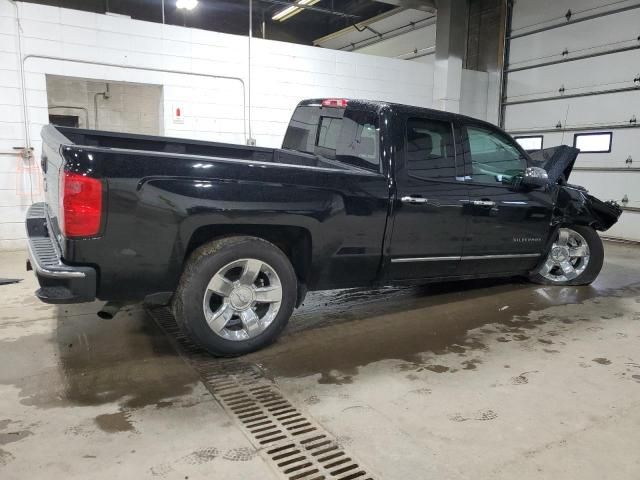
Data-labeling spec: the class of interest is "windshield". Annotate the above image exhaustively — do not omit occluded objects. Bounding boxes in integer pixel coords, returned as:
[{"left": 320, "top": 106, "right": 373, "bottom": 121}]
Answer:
[{"left": 283, "top": 105, "right": 380, "bottom": 172}]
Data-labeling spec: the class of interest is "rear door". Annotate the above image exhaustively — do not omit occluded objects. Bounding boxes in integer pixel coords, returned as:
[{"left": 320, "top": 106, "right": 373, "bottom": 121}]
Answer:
[
  {"left": 457, "top": 121, "right": 554, "bottom": 275},
  {"left": 388, "top": 116, "right": 468, "bottom": 280}
]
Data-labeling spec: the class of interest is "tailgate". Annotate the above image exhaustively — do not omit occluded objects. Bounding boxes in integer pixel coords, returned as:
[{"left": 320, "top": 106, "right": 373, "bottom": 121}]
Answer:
[{"left": 40, "top": 125, "right": 70, "bottom": 242}]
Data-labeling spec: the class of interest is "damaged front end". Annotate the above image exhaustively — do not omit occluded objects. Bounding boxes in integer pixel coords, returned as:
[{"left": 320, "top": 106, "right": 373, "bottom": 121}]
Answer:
[
  {"left": 528, "top": 146, "right": 623, "bottom": 231},
  {"left": 555, "top": 186, "right": 622, "bottom": 231}
]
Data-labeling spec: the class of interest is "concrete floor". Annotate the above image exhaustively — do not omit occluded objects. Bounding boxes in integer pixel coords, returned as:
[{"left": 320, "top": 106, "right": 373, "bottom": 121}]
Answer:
[{"left": 1, "top": 241, "right": 639, "bottom": 479}]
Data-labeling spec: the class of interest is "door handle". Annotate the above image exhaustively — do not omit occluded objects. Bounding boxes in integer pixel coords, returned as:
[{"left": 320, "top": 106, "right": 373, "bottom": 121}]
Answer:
[
  {"left": 401, "top": 196, "right": 429, "bottom": 205},
  {"left": 472, "top": 200, "right": 496, "bottom": 207}
]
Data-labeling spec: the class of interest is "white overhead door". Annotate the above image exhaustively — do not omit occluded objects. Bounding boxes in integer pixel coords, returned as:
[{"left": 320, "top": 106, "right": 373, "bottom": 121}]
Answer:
[{"left": 502, "top": 0, "right": 640, "bottom": 241}]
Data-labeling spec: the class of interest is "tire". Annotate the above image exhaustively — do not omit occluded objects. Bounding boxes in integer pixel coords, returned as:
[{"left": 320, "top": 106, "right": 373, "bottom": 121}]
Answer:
[
  {"left": 173, "top": 236, "right": 297, "bottom": 356},
  {"left": 529, "top": 225, "right": 604, "bottom": 286}
]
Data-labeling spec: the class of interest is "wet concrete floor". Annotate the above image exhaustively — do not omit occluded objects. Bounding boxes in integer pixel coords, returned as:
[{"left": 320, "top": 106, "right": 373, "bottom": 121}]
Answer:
[
  {"left": 1, "top": 241, "right": 640, "bottom": 479},
  {"left": 0, "top": 255, "right": 275, "bottom": 479}
]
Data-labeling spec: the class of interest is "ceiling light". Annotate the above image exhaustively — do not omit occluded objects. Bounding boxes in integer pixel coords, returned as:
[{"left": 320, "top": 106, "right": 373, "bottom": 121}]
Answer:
[
  {"left": 176, "top": 0, "right": 198, "bottom": 10},
  {"left": 272, "top": 0, "right": 320, "bottom": 22}
]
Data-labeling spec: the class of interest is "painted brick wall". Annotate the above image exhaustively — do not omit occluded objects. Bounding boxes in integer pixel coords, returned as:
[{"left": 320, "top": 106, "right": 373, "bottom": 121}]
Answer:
[{"left": 0, "top": 1, "right": 434, "bottom": 251}]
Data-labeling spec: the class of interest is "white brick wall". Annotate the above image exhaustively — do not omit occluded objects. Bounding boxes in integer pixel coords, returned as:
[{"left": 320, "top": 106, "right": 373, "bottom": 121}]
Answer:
[{"left": 0, "top": 1, "right": 434, "bottom": 250}]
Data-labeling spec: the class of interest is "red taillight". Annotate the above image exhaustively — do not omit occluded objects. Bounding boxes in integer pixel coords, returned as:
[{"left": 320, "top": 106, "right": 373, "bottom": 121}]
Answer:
[
  {"left": 59, "top": 171, "right": 103, "bottom": 237},
  {"left": 322, "top": 98, "right": 348, "bottom": 108}
]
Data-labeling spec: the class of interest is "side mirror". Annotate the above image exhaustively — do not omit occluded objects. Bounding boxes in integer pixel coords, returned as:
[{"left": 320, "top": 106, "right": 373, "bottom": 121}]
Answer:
[{"left": 521, "top": 166, "right": 549, "bottom": 188}]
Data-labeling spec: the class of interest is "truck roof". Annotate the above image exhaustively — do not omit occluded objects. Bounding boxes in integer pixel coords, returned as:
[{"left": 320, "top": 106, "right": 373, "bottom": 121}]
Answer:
[{"left": 297, "top": 98, "right": 493, "bottom": 127}]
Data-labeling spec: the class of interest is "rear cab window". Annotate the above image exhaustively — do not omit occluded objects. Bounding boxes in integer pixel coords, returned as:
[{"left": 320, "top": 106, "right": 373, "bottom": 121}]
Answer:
[{"left": 283, "top": 102, "right": 380, "bottom": 173}]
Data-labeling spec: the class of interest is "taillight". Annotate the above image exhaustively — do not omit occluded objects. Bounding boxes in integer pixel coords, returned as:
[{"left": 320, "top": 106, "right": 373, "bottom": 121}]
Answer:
[
  {"left": 322, "top": 98, "right": 348, "bottom": 108},
  {"left": 59, "top": 171, "right": 103, "bottom": 237}
]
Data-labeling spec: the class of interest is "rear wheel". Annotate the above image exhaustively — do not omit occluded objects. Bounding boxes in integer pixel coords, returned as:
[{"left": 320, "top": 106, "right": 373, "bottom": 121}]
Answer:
[
  {"left": 530, "top": 225, "right": 603, "bottom": 286},
  {"left": 173, "top": 236, "right": 297, "bottom": 356}
]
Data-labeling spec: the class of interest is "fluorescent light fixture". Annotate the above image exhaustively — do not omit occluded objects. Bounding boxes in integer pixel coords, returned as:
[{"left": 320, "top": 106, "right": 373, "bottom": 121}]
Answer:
[
  {"left": 272, "top": 0, "right": 320, "bottom": 22},
  {"left": 176, "top": 0, "right": 198, "bottom": 10}
]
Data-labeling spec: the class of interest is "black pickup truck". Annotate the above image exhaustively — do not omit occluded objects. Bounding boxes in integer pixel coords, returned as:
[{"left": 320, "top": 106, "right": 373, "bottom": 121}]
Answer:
[{"left": 27, "top": 98, "right": 621, "bottom": 355}]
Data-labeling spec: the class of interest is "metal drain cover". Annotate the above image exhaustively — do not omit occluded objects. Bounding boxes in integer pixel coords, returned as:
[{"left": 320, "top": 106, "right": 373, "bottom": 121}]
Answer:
[{"left": 149, "top": 306, "right": 375, "bottom": 480}]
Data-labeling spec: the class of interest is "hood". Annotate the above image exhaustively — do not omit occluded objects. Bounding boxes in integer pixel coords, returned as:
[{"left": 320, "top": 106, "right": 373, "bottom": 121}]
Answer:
[{"left": 527, "top": 145, "right": 579, "bottom": 184}]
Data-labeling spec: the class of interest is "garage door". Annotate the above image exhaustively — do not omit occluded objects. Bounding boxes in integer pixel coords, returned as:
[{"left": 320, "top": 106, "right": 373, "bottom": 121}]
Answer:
[{"left": 501, "top": 0, "right": 640, "bottom": 241}]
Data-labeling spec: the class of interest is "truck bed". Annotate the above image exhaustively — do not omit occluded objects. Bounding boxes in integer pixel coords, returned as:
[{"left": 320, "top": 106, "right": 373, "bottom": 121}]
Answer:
[
  {"left": 55, "top": 127, "right": 351, "bottom": 171},
  {"left": 39, "top": 124, "right": 390, "bottom": 302}
]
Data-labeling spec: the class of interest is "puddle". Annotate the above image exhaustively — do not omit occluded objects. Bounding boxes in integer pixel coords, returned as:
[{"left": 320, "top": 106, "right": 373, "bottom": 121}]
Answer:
[
  {"left": 247, "top": 243, "right": 640, "bottom": 383},
  {"left": 0, "top": 307, "right": 199, "bottom": 409},
  {"left": 94, "top": 411, "right": 136, "bottom": 433}
]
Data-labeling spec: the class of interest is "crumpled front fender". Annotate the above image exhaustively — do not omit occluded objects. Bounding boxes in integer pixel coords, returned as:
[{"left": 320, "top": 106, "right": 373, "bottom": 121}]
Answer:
[{"left": 554, "top": 186, "right": 622, "bottom": 231}]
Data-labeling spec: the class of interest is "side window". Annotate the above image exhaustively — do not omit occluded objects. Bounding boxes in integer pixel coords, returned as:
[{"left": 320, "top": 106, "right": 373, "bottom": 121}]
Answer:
[
  {"left": 465, "top": 125, "right": 526, "bottom": 183},
  {"left": 406, "top": 118, "right": 456, "bottom": 179}
]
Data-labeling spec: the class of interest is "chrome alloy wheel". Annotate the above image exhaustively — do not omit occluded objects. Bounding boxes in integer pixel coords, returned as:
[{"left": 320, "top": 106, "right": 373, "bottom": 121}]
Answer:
[
  {"left": 539, "top": 228, "right": 590, "bottom": 282},
  {"left": 202, "top": 258, "right": 282, "bottom": 341}
]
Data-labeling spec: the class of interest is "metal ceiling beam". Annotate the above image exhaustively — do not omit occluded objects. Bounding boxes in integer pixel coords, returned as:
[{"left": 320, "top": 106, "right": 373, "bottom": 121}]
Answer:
[
  {"left": 338, "top": 15, "right": 436, "bottom": 51},
  {"left": 375, "top": 0, "right": 436, "bottom": 13},
  {"left": 256, "top": 0, "right": 359, "bottom": 18}
]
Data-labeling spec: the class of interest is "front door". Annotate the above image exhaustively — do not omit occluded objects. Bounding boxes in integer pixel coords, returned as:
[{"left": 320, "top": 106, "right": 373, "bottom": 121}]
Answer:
[
  {"left": 457, "top": 122, "right": 555, "bottom": 275},
  {"left": 388, "top": 116, "right": 468, "bottom": 280}
]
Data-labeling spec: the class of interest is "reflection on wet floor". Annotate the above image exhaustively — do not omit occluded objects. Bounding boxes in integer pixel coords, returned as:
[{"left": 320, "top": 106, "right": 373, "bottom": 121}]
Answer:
[
  {"left": 0, "top": 305, "right": 199, "bottom": 412},
  {"left": 245, "top": 242, "right": 640, "bottom": 383}
]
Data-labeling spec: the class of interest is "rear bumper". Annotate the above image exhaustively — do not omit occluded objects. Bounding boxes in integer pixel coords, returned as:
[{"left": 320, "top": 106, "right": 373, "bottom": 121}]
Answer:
[{"left": 26, "top": 202, "right": 97, "bottom": 304}]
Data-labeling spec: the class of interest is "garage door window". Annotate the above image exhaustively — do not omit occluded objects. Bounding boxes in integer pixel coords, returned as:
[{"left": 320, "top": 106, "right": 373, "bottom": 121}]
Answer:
[
  {"left": 515, "top": 135, "right": 543, "bottom": 152},
  {"left": 405, "top": 118, "right": 456, "bottom": 179},
  {"left": 464, "top": 125, "right": 526, "bottom": 184},
  {"left": 574, "top": 132, "right": 612, "bottom": 153}
]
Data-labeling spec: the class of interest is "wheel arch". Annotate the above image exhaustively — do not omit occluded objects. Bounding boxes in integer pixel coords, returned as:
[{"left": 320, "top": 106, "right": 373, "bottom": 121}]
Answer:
[{"left": 184, "top": 224, "right": 312, "bottom": 286}]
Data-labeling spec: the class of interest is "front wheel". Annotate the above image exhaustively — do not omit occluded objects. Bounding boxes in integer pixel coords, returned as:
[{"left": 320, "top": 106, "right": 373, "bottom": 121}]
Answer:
[
  {"left": 529, "top": 225, "right": 604, "bottom": 286},
  {"left": 173, "top": 236, "right": 297, "bottom": 356}
]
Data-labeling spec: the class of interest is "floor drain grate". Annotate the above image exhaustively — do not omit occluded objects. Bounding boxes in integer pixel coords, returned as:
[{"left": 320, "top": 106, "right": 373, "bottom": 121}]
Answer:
[{"left": 149, "top": 306, "right": 375, "bottom": 480}]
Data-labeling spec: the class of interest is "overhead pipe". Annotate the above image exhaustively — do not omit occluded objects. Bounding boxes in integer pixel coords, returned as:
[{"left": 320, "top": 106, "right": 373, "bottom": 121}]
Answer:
[
  {"left": 8, "top": 1, "right": 30, "bottom": 155},
  {"left": 93, "top": 83, "right": 110, "bottom": 129},
  {"left": 21, "top": 54, "right": 249, "bottom": 142},
  {"left": 398, "top": 45, "right": 435, "bottom": 60}
]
